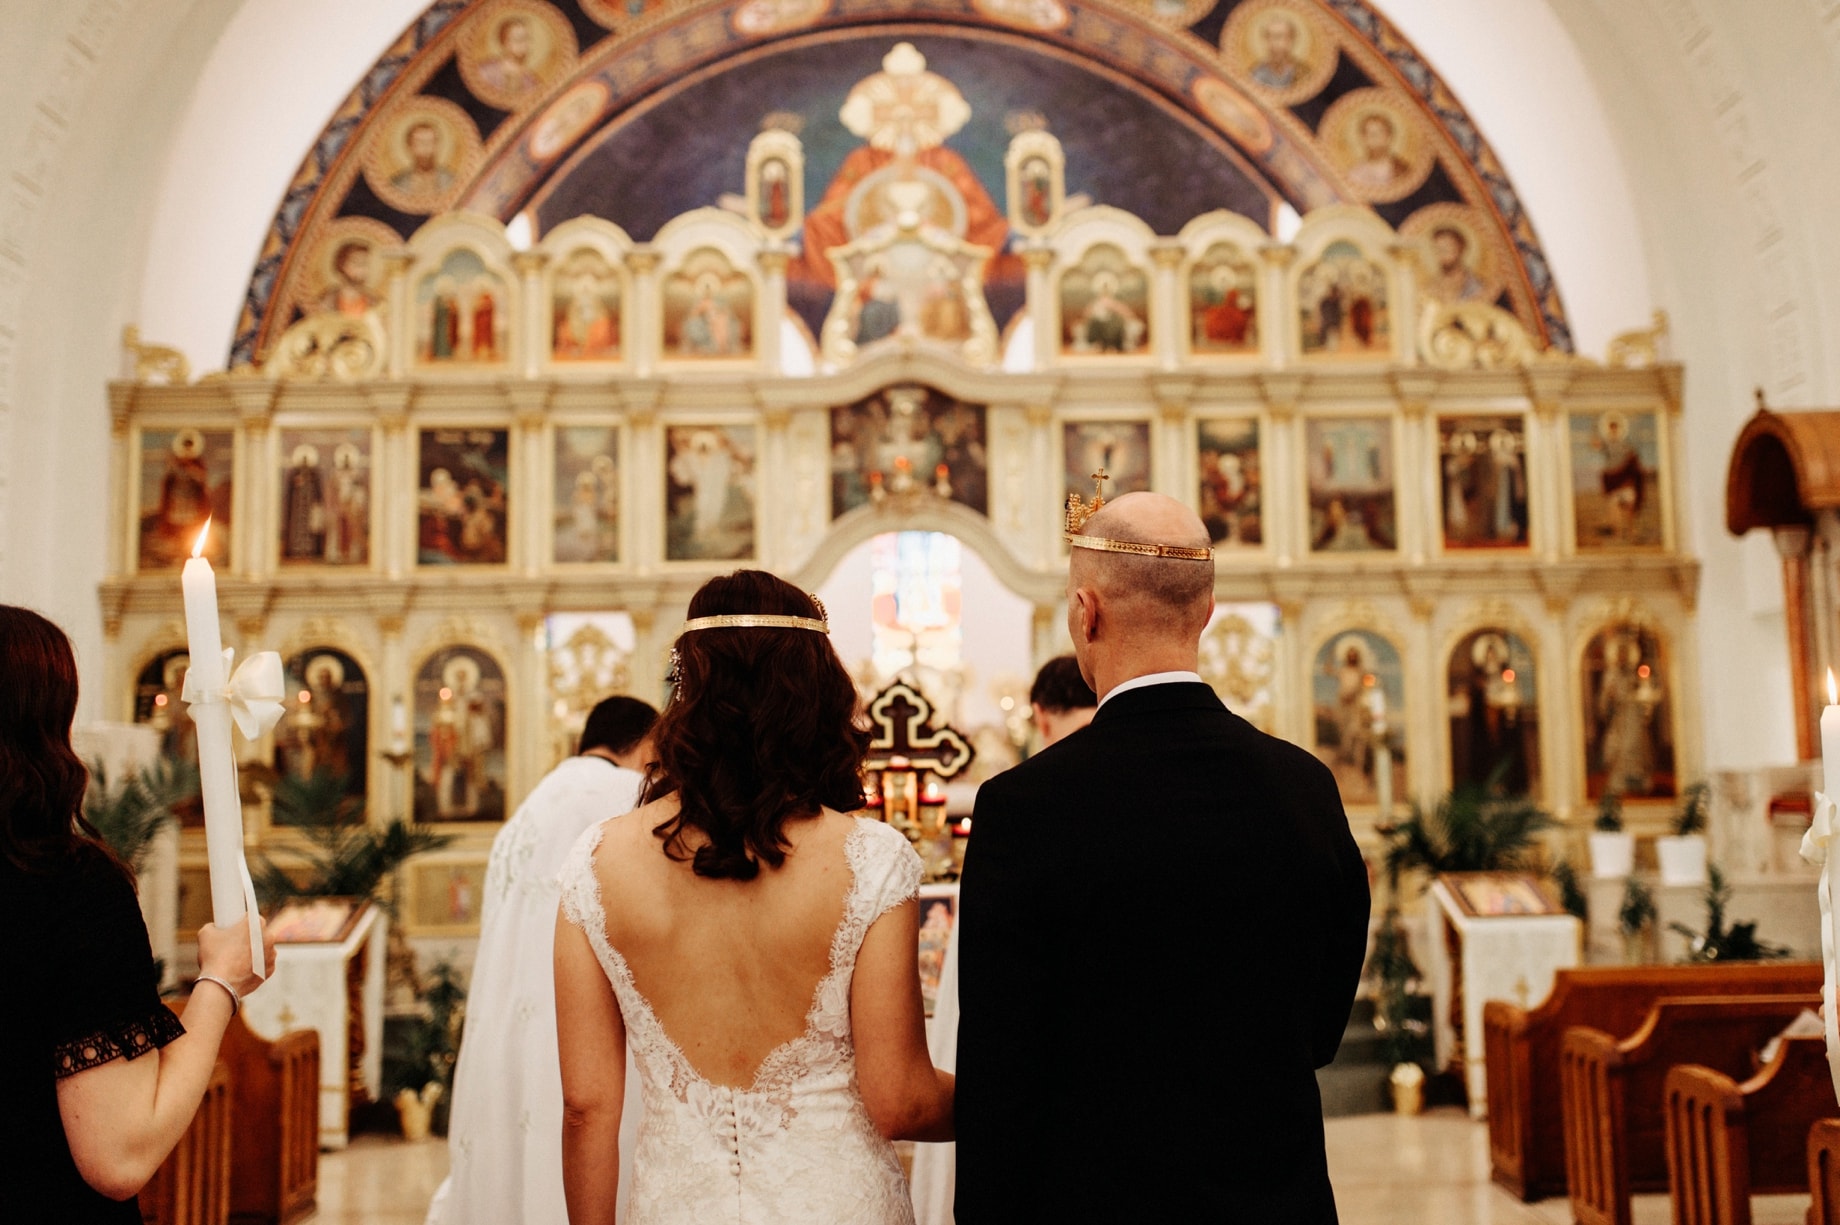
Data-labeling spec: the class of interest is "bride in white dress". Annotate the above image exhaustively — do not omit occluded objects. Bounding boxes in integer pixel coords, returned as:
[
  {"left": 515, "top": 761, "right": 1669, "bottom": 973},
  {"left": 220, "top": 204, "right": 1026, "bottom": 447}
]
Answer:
[{"left": 554, "top": 570, "right": 955, "bottom": 1224}]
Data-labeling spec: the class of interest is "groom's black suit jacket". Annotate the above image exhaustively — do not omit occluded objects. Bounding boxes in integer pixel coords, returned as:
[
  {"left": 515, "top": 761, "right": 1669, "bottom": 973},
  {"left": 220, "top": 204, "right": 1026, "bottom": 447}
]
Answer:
[{"left": 954, "top": 681, "right": 1369, "bottom": 1224}]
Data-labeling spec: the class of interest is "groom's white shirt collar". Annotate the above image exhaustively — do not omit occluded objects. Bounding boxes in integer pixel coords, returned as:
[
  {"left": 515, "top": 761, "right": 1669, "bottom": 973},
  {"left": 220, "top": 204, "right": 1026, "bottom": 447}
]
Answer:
[{"left": 1097, "top": 670, "right": 1204, "bottom": 707}]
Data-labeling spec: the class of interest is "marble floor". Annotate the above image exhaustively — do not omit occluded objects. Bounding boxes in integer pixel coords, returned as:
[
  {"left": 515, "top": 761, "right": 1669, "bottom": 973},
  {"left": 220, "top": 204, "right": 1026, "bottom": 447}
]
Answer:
[{"left": 308, "top": 1109, "right": 1814, "bottom": 1223}]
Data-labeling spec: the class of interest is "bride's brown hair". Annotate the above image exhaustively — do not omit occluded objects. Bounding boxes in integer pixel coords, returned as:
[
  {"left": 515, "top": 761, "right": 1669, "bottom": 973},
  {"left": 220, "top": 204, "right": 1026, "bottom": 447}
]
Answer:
[{"left": 645, "top": 570, "right": 869, "bottom": 880}]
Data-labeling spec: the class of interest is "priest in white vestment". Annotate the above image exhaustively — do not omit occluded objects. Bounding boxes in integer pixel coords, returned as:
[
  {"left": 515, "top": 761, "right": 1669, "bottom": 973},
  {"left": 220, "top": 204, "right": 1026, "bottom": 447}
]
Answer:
[
  {"left": 910, "top": 657, "right": 1095, "bottom": 1225},
  {"left": 427, "top": 696, "right": 657, "bottom": 1225}
]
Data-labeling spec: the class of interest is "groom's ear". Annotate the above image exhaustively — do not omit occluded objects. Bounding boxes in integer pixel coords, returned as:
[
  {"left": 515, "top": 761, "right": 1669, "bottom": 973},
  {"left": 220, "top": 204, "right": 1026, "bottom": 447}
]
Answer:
[{"left": 1070, "top": 586, "right": 1099, "bottom": 643}]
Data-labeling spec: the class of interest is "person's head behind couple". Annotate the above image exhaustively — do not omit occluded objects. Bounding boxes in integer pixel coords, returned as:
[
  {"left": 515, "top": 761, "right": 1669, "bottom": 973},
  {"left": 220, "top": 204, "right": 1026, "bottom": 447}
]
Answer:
[
  {"left": 1065, "top": 492, "right": 1216, "bottom": 700},
  {"left": 645, "top": 569, "right": 866, "bottom": 882}
]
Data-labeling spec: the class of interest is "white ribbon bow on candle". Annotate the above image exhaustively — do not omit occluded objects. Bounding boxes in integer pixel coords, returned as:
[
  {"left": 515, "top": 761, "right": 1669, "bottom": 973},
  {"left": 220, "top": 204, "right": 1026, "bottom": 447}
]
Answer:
[
  {"left": 1800, "top": 791, "right": 1840, "bottom": 1103},
  {"left": 180, "top": 647, "right": 284, "bottom": 979},
  {"left": 180, "top": 648, "right": 288, "bottom": 739}
]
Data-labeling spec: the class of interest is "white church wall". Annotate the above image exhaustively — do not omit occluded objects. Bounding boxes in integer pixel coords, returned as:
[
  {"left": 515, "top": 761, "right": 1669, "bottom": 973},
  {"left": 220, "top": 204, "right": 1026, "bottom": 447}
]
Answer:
[{"left": 0, "top": 0, "right": 1832, "bottom": 772}]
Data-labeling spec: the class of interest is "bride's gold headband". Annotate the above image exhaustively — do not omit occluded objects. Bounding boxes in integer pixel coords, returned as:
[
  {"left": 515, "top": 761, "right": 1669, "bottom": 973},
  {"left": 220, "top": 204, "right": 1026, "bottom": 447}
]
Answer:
[
  {"left": 668, "top": 596, "right": 829, "bottom": 685},
  {"left": 1064, "top": 470, "right": 1214, "bottom": 562},
  {"left": 680, "top": 613, "right": 830, "bottom": 634}
]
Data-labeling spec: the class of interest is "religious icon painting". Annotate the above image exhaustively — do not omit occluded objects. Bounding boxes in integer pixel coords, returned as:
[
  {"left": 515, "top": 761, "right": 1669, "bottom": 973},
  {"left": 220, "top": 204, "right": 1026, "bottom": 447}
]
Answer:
[
  {"left": 278, "top": 428, "right": 371, "bottom": 566},
  {"left": 1318, "top": 88, "right": 1435, "bottom": 205},
  {"left": 915, "top": 885, "right": 957, "bottom": 1017},
  {"left": 969, "top": 0, "right": 1070, "bottom": 32},
  {"left": 1004, "top": 128, "right": 1064, "bottom": 238},
  {"left": 553, "top": 425, "right": 620, "bottom": 565},
  {"left": 728, "top": 0, "right": 832, "bottom": 37},
  {"left": 1298, "top": 241, "right": 1390, "bottom": 358},
  {"left": 662, "top": 249, "right": 753, "bottom": 360},
  {"left": 829, "top": 387, "right": 989, "bottom": 519},
  {"left": 1188, "top": 243, "right": 1260, "bottom": 354},
  {"left": 550, "top": 248, "right": 623, "bottom": 361},
  {"left": 413, "top": 645, "right": 508, "bottom": 824},
  {"left": 456, "top": 0, "right": 577, "bottom": 112},
  {"left": 1196, "top": 418, "right": 1263, "bottom": 548},
  {"left": 1306, "top": 417, "right": 1396, "bottom": 553},
  {"left": 1064, "top": 422, "right": 1149, "bottom": 511},
  {"left": 1581, "top": 624, "right": 1675, "bottom": 800},
  {"left": 138, "top": 427, "right": 233, "bottom": 571},
  {"left": 1221, "top": 0, "right": 1338, "bottom": 107},
  {"left": 1437, "top": 415, "right": 1529, "bottom": 550},
  {"left": 133, "top": 648, "right": 205, "bottom": 827},
  {"left": 747, "top": 127, "right": 804, "bottom": 240},
  {"left": 1570, "top": 410, "right": 1664, "bottom": 550},
  {"left": 1059, "top": 245, "right": 1150, "bottom": 356},
  {"left": 300, "top": 218, "right": 397, "bottom": 320},
  {"left": 361, "top": 97, "right": 480, "bottom": 215},
  {"left": 1311, "top": 629, "right": 1407, "bottom": 809},
  {"left": 665, "top": 424, "right": 757, "bottom": 562},
  {"left": 416, "top": 248, "right": 509, "bottom": 367},
  {"left": 1446, "top": 628, "right": 1539, "bottom": 797},
  {"left": 529, "top": 79, "right": 610, "bottom": 163},
  {"left": 410, "top": 861, "right": 491, "bottom": 931},
  {"left": 418, "top": 429, "right": 511, "bottom": 566},
  {"left": 1190, "top": 77, "right": 1275, "bottom": 155},
  {"left": 274, "top": 648, "right": 369, "bottom": 812},
  {"left": 1401, "top": 204, "right": 1508, "bottom": 307}
]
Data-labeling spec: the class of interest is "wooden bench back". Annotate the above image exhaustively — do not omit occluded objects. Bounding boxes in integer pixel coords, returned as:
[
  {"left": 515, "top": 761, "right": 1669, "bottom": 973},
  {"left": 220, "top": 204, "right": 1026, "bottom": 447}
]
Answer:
[
  {"left": 1560, "top": 994, "right": 1816, "bottom": 1225},
  {"left": 1809, "top": 1118, "right": 1840, "bottom": 1225},
  {"left": 1484, "top": 961, "right": 1822, "bottom": 1201},
  {"left": 1664, "top": 1035, "right": 1836, "bottom": 1225},
  {"left": 139, "top": 1059, "right": 232, "bottom": 1225},
  {"left": 218, "top": 1008, "right": 321, "bottom": 1225}
]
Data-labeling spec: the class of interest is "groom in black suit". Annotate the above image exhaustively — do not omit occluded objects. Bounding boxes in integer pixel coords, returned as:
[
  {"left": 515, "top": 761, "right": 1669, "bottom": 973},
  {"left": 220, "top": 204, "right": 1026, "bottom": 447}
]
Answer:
[{"left": 955, "top": 491, "right": 1370, "bottom": 1223}]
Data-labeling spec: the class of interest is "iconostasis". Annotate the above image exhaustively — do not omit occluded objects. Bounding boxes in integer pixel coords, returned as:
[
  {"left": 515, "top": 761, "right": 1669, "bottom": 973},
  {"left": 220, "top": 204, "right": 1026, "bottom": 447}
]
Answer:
[{"left": 102, "top": 0, "right": 1693, "bottom": 939}]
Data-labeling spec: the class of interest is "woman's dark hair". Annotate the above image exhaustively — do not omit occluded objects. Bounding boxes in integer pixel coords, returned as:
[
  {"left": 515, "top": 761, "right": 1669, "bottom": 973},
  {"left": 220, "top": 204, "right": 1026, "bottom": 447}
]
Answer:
[
  {"left": 0, "top": 606, "right": 114, "bottom": 875},
  {"left": 646, "top": 571, "right": 868, "bottom": 880},
  {"left": 1028, "top": 654, "right": 1097, "bottom": 714}
]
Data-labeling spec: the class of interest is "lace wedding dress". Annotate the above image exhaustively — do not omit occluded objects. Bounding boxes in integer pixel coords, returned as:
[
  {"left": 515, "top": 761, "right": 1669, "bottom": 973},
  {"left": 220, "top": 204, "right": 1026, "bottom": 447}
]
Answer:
[{"left": 558, "top": 816, "right": 922, "bottom": 1225}]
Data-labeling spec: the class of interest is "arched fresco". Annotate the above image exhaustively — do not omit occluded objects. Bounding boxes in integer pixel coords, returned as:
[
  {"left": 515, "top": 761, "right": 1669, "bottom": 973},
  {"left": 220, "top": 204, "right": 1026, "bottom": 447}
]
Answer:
[{"left": 230, "top": 0, "right": 1573, "bottom": 367}]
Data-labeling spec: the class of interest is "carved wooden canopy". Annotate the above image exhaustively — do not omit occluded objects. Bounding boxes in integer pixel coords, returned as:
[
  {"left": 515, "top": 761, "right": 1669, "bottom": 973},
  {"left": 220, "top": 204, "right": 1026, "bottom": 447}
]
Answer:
[{"left": 1726, "top": 407, "right": 1840, "bottom": 534}]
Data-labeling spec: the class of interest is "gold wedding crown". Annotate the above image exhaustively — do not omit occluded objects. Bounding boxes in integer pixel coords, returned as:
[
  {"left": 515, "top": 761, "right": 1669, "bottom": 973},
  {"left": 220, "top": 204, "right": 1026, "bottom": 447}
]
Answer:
[
  {"left": 1064, "top": 470, "right": 1214, "bottom": 561},
  {"left": 680, "top": 594, "right": 830, "bottom": 635}
]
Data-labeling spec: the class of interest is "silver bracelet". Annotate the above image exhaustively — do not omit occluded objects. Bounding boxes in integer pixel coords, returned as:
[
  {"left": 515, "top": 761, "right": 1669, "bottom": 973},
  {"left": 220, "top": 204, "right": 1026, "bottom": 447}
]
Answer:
[{"left": 195, "top": 974, "right": 240, "bottom": 1015}]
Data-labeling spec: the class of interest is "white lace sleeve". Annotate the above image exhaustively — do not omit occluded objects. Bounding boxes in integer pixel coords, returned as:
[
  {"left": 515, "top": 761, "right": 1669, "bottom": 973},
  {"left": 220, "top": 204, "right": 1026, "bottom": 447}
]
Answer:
[
  {"left": 854, "top": 819, "right": 923, "bottom": 924},
  {"left": 556, "top": 820, "right": 609, "bottom": 932}
]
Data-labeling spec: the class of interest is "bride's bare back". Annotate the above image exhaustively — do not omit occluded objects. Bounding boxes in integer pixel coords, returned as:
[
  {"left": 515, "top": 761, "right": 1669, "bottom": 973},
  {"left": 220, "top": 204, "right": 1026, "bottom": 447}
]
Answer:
[{"left": 589, "top": 799, "right": 856, "bottom": 1087}]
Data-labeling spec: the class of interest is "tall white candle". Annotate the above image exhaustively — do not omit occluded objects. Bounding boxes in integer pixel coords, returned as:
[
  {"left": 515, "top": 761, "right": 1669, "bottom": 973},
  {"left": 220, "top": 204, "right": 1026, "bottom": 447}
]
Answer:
[
  {"left": 180, "top": 520, "right": 248, "bottom": 929},
  {"left": 1824, "top": 669, "right": 1840, "bottom": 801},
  {"left": 1367, "top": 679, "right": 1393, "bottom": 819}
]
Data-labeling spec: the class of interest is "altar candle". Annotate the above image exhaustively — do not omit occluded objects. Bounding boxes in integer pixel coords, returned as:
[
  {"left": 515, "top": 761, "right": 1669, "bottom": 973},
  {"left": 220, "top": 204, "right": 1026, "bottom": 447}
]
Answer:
[
  {"left": 181, "top": 520, "right": 249, "bottom": 928},
  {"left": 391, "top": 695, "right": 409, "bottom": 754}
]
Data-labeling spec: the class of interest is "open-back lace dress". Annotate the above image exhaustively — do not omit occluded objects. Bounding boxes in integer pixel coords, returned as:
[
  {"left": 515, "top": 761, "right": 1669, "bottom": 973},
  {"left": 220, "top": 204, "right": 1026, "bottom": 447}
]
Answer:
[{"left": 557, "top": 815, "right": 922, "bottom": 1225}]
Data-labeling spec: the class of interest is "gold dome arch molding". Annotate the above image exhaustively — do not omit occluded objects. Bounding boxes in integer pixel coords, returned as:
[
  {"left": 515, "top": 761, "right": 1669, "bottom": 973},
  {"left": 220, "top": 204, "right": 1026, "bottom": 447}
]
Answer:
[{"left": 230, "top": 0, "right": 1574, "bottom": 369}]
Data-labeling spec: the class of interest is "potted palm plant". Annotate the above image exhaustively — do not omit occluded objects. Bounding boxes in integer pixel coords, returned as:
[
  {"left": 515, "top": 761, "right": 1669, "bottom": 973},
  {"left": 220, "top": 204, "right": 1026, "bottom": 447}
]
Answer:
[
  {"left": 1588, "top": 790, "right": 1634, "bottom": 879},
  {"left": 1618, "top": 876, "right": 1657, "bottom": 964},
  {"left": 1656, "top": 781, "right": 1710, "bottom": 886}
]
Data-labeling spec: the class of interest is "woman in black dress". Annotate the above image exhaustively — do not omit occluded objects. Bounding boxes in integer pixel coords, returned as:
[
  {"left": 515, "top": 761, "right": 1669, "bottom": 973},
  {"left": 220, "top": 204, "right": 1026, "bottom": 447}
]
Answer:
[{"left": 0, "top": 606, "right": 274, "bottom": 1220}]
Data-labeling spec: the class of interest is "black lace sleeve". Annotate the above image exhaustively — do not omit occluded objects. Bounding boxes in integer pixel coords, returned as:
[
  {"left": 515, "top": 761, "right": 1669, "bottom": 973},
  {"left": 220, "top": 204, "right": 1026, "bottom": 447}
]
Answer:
[{"left": 44, "top": 852, "right": 186, "bottom": 1079}]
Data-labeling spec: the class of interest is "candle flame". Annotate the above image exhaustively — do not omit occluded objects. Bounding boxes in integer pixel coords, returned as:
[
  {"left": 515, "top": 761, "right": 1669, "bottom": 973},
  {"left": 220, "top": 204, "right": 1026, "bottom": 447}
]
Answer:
[
  {"left": 1830, "top": 668, "right": 1837, "bottom": 707},
  {"left": 1502, "top": 669, "right": 1516, "bottom": 684},
  {"left": 191, "top": 517, "right": 212, "bottom": 559}
]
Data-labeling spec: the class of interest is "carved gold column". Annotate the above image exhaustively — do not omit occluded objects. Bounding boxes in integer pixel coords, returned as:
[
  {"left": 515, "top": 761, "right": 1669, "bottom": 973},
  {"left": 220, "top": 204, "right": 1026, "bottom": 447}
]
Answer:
[
  {"left": 1148, "top": 239, "right": 1185, "bottom": 371},
  {"left": 1776, "top": 524, "right": 1816, "bottom": 760},
  {"left": 513, "top": 250, "right": 547, "bottom": 380},
  {"left": 507, "top": 387, "right": 552, "bottom": 577},
  {"left": 383, "top": 250, "right": 413, "bottom": 379},
  {"left": 628, "top": 246, "right": 661, "bottom": 378},
  {"left": 758, "top": 247, "right": 788, "bottom": 373},
  {"left": 1257, "top": 243, "right": 1295, "bottom": 369},
  {"left": 1022, "top": 246, "right": 1055, "bottom": 372}
]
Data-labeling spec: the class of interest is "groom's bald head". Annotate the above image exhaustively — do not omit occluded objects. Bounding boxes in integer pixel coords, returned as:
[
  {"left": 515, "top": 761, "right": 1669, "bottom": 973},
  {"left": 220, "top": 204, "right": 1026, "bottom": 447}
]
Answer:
[{"left": 1068, "top": 492, "right": 1215, "bottom": 640}]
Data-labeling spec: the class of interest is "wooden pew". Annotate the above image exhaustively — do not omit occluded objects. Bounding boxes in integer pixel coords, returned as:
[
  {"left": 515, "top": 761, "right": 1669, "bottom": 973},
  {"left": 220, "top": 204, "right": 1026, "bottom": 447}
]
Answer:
[
  {"left": 1559, "top": 994, "right": 1817, "bottom": 1225},
  {"left": 1664, "top": 1034, "right": 1836, "bottom": 1225},
  {"left": 139, "top": 997, "right": 321, "bottom": 1225},
  {"left": 1483, "top": 961, "right": 1821, "bottom": 1201},
  {"left": 219, "top": 1010, "right": 320, "bottom": 1225},
  {"left": 1809, "top": 1118, "right": 1840, "bottom": 1225},
  {"left": 140, "top": 1059, "right": 232, "bottom": 1225}
]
